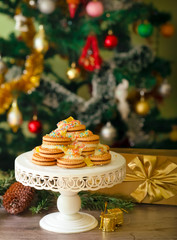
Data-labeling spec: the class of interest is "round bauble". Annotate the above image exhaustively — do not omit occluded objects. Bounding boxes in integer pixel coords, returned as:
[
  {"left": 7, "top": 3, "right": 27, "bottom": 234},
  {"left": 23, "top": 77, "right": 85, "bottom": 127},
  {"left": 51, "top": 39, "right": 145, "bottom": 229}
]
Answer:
[
  {"left": 104, "top": 32, "right": 118, "bottom": 48},
  {"left": 86, "top": 0, "right": 104, "bottom": 18},
  {"left": 160, "top": 23, "right": 175, "bottom": 37},
  {"left": 169, "top": 126, "right": 177, "bottom": 142},
  {"left": 33, "top": 25, "right": 49, "bottom": 53},
  {"left": 66, "top": 63, "right": 80, "bottom": 80},
  {"left": 158, "top": 81, "right": 171, "bottom": 97},
  {"left": 137, "top": 23, "right": 153, "bottom": 38},
  {"left": 7, "top": 99, "right": 23, "bottom": 133},
  {"left": 135, "top": 98, "right": 150, "bottom": 116},
  {"left": 38, "top": 0, "right": 56, "bottom": 14},
  {"left": 28, "top": 119, "right": 42, "bottom": 133},
  {"left": 100, "top": 122, "right": 117, "bottom": 146}
]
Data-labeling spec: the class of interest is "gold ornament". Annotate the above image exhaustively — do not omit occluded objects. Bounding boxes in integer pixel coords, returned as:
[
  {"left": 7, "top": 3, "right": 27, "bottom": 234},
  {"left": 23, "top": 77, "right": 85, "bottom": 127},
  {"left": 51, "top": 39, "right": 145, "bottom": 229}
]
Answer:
[
  {"left": 66, "top": 62, "right": 80, "bottom": 80},
  {"left": 135, "top": 91, "right": 150, "bottom": 116},
  {"left": 33, "top": 25, "right": 49, "bottom": 53},
  {"left": 7, "top": 98, "right": 23, "bottom": 132},
  {"left": 169, "top": 125, "right": 177, "bottom": 142},
  {"left": 99, "top": 202, "right": 123, "bottom": 232}
]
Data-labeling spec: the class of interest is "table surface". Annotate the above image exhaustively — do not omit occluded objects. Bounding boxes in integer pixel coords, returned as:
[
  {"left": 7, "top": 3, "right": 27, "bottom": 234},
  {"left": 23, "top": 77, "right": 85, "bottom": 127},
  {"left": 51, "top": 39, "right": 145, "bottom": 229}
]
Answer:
[{"left": 0, "top": 204, "right": 177, "bottom": 240}]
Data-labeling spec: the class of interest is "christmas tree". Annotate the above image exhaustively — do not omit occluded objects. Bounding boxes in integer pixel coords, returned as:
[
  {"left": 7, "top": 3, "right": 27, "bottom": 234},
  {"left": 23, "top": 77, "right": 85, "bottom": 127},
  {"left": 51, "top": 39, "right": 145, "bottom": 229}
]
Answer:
[{"left": 0, "top": 0, "right": 176, "bottom": 170}]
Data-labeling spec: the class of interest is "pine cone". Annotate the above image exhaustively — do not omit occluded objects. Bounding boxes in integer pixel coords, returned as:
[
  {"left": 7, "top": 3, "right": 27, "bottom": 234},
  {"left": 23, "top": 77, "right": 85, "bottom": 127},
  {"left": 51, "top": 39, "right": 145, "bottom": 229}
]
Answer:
[{"left": 3, "top": 182, "right": 35, "bottom": 214}]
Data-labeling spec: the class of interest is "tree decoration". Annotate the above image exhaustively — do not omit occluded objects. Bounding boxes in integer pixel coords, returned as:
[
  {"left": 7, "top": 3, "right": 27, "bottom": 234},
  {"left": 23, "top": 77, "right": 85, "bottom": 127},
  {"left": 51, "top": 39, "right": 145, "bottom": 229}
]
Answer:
[
  {"left": 104, "top": 30, "right": 118, "bottom": 49},
  {"left": 38, "top": 0, "right": 56, "bottom": 14},
  {"left": 135, "top": 90, "right": 150, "bottom": 116},
  {"left": 3, "top": 182, "right": 35, "bottom": 214},
  {"left": 160, "top": 23, "right": 175, "bottom": 38},
  {"left": 158, "top": 79, "right": 171, "bottom": 97},
  {"left": 115, "top": 79, "right": 130, "bottom": 120},
  {"left": 7, "top": 98, "right": 23, "bottom": 133},
  {"left": 33, "top": 25, "right": 49, "bottom": 53},
  {"left": 100, "top": 122, "right": 117, "bottom": 146},
  {"left": 28, "top": 114, "right": 42, "bottom": 134},
  {"left": 169, "top": 125, "right": 177, "bottom": 142},
  {"left": 137, "top": 22, "right": 153, "bottom": 38},
  {"left": 86, "top": 0, "right": 104, "bottom": 18},
  {"left": 0, "top": 52, "right": 43, "bottom": 115},
  {"left": 66, "top": 0, "right": 80, "bottom": 18},
  {"left": 79, "top": 35, "right": 102, "bottom": 71},
  {"left": 14, "top": 13, "right": 28, "bottom": 32},
  {"left": 66, "top": 62, "right": 81, "bottom": 80}
]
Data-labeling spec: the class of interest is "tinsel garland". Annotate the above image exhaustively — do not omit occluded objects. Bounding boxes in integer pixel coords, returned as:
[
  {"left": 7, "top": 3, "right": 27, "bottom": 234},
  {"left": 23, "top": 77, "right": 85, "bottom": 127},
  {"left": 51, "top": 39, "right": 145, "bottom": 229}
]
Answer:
[{"left": 39, "top": 65, "right": 116, "bottom": 127}]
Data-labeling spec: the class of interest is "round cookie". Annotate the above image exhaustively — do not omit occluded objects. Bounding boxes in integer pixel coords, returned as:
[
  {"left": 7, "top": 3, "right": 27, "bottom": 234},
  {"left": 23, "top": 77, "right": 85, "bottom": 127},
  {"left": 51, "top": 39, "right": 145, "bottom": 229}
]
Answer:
[
  {"left": 57, "top": 158, "right": 86, "bottom": 169},
  {"left": 90, "top": 153, "right": 111, "bottom": 165},
  {"left": 42, "top": 135, "right": 71, "bottom": 146},
  {"left": 67, "top": 124, "right": 86, "bottom": 133},
  {"left": 81, "top": 150, "right": 95, "bottom": 156},
  {"left": 77, "top": 135, "right": 99, "bottom": 152},
  {"left": 32, "top": 153, "right": 56, "bottom": 166},
  {"left": 39, "top": 146, "right": 64, "bottom": 158}
]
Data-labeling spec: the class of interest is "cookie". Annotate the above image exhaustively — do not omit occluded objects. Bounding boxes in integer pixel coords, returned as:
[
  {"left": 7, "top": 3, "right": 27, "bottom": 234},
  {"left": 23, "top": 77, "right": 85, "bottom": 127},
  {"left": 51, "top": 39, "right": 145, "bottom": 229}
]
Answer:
[
  {"left": 67, "top": 124, "right": 86, "bottom": 132},
  {"left": 32, "top": 153, "right": 56, "bottom": 166},
  {"left": 57, "top": 158, "right": 86, "bottom": 168},
  {"left": 81, "top": 150, "right": 95, "bottom": 156},
  {"left": 42, "top": 135, "right": 71, "bottom": 146},
  {"left": 90, "top": 153, "right": 111, "bottom": 165},
  {"left": 77, "top": 135, "right": 100, "bottom": 151},
  {"left": 39, "top": 146, "right": 64, "bottom": 158}
]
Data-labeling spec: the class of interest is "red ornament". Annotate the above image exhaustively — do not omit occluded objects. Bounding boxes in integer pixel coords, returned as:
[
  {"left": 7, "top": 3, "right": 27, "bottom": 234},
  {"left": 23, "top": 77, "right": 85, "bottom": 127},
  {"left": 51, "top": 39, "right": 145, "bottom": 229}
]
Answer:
[
  {"left": 79, "top": 35, "right": 102, "bottom": 71},
  {"left": 86, "top": 0, "right": 104, "bottom": 18},
  {"left": 104, "top": 30, "right": 118, "bottom": 49},
  {"left": 160, "top": 23, "right": 175, "bottom": 37},
  {"left": 28, "top": 116, "right": 42, "bottom": 133},
  {"left": 67, "top": 0, "right": 80, "bottom": 18}
]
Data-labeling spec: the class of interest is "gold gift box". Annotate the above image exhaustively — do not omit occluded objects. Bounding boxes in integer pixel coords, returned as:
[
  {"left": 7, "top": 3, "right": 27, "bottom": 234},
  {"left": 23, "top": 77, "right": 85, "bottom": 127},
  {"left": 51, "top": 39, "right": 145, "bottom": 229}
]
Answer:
[{"left": 98, "top": 148, "right": 177, "bottom": 205}]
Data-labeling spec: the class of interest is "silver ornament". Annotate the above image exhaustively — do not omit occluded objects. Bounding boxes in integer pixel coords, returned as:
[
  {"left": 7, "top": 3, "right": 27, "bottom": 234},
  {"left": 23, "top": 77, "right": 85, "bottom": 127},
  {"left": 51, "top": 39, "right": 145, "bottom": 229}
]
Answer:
[
  {"left": 158, "top": 80, "right": 171, "bottom": 97},
  {"left": 38, "top": 0, "right": 56, "bottom": 14},
  {"left": 100, "top": 122, "right": 117, "bottom": 145}
]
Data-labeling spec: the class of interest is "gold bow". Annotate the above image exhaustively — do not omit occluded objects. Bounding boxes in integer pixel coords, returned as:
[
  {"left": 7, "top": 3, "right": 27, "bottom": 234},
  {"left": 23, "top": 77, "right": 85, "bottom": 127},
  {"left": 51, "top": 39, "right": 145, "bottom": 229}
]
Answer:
[{"left": 124, "top": 155, "right": 177, "bottom": 203}]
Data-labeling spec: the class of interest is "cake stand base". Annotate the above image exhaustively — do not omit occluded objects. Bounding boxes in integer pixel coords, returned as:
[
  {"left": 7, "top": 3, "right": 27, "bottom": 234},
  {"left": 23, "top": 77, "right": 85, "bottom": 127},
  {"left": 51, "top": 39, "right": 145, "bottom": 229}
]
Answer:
[{"left": 40, "top": 212, "right": 98, "bottom": 233}]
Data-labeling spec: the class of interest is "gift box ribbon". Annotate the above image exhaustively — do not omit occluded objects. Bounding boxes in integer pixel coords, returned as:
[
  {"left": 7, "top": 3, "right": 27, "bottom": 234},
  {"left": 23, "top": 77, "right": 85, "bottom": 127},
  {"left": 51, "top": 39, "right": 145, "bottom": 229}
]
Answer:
[{"left": 124, "top": 155, "right": 177, "bottom": 203}]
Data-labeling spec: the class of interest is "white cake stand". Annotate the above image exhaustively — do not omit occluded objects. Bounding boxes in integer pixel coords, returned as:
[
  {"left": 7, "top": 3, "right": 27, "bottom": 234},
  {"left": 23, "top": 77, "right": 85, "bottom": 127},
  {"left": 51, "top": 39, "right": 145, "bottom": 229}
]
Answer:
[{"left": 15, "top": 151, "right": 126, "bottom": 234}]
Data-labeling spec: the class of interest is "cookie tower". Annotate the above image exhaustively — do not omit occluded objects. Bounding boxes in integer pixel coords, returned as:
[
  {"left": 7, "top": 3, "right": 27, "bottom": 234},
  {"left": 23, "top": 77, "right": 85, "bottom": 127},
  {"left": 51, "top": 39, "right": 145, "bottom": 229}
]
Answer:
[{"left": 32, "top": 117, "right": 111, "bottom": 168}]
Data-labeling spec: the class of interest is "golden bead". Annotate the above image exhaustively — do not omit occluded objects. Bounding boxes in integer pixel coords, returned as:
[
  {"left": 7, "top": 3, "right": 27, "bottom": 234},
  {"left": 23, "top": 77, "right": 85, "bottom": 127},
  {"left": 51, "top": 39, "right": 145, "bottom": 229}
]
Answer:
[
  {"left": 135, "top": 97, "right": 150, "bottom": 116},
  {"left": 66, "top": 62, "right": 80, "bottom": 80}
]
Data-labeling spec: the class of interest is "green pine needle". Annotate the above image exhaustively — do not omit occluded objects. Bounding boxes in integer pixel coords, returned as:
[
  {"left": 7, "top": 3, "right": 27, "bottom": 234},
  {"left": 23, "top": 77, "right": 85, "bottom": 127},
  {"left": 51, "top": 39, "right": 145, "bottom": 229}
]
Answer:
[{"left": 79, "top": 192, "right": 135, "bottom": 211}]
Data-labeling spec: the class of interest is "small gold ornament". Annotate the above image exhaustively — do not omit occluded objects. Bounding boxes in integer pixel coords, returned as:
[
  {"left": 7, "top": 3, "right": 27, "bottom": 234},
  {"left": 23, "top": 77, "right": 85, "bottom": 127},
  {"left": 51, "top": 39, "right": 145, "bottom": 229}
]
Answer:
[
  {"left": 99, "top": 202, "right": 123, "bottom": 232},
  {"left": 33, "top": 25, "right": 49, "bottom": 53},
  {"left": 7, "top": 98, "right": 23, "bottom": 132},
  {"left": 169, "top": 125, "right": 177, "bottom": 142},
  {"left": 135, "top": 91, "right": 150, "bottom": 116},
  {"left": 66, "top": 62, "right": 80, "bottom": 80}
]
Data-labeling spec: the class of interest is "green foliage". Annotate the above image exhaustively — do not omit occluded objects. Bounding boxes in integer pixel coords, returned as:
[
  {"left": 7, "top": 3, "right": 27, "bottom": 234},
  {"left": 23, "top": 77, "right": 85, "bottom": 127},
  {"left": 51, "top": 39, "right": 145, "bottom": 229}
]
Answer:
[
  {"left": 0, "top": 170, "right": 15, "bottom": 196},
  {"left": 80, "top": 192, "right": 135, "bottom": 211}
]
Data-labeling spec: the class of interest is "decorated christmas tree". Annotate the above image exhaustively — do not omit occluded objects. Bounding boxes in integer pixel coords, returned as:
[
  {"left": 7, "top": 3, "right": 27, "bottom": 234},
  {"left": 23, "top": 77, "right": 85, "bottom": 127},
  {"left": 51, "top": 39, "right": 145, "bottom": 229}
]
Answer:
[{"left": 0, "top": 0, "right": 176, "bottom": 170}]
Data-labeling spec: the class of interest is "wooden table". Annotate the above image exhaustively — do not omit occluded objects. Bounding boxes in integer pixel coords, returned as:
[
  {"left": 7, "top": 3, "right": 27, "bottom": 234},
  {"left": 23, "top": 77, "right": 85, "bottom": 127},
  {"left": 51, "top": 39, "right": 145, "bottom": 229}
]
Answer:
[{"left": 0, "top": 204, "right": 177, "bottom": 240}]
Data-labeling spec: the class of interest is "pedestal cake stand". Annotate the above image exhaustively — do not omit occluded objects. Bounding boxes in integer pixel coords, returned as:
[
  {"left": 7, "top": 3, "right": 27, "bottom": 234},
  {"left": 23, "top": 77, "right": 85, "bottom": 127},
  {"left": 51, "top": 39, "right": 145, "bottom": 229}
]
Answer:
[{"left": 15, "top": 151, "right": 126, "bottom": 233}]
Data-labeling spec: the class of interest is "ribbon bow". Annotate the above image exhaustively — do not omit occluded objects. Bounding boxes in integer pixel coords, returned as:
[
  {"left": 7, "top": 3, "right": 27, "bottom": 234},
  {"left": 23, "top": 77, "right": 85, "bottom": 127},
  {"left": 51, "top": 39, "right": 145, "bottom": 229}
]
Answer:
[{"left": 125, "top": 155, "right": 177, "bottom": 203}]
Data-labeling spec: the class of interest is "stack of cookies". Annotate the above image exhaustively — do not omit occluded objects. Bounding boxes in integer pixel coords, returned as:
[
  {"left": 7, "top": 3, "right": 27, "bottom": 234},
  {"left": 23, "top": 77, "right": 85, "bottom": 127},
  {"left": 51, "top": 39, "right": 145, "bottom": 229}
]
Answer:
[{"left": 32, "top": 117, "right": 111, "bottom": 168}]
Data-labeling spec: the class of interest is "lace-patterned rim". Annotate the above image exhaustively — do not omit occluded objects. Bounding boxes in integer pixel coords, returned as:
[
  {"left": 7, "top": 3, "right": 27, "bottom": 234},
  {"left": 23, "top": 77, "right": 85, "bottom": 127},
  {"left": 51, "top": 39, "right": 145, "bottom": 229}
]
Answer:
[{"left": 15, "top": 151, "right": 126, "bottom": 192}]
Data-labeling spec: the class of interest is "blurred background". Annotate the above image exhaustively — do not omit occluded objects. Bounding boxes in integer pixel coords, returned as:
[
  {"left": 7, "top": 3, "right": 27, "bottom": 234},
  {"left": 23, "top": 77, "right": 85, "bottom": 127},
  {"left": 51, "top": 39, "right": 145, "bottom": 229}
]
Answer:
[{"left": 0, "top": 0, "right": 176, "bottom": 170}]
